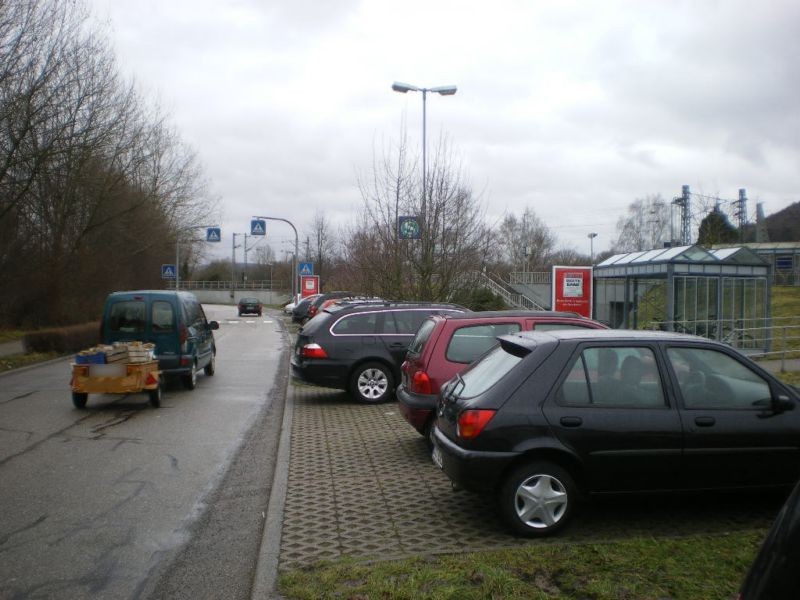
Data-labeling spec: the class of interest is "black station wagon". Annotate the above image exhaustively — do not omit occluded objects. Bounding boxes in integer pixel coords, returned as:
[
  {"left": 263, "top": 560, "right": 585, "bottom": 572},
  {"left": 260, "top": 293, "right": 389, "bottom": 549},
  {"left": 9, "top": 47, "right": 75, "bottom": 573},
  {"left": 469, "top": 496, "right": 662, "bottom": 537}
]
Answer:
[
  {"left": 291, "top": 302, "right": 466, "bottom": 403},
  {"left": 433, "top": 329, "right": 800, "bottom": 536}
]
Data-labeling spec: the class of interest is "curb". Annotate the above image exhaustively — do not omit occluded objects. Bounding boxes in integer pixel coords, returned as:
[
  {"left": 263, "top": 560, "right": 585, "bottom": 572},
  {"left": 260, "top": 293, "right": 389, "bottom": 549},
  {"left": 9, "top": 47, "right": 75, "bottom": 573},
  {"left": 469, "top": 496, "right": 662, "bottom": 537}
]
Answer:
[{"left": 251, "top": 324, "right": 295, "bottom": 599}]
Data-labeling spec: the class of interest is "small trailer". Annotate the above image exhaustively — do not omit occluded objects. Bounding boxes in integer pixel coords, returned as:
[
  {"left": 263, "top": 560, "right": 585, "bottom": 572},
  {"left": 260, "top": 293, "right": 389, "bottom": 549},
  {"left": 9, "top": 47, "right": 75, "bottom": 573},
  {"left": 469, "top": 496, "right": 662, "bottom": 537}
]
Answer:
[{"left": 69, "top": 344, "right": 162, "bottom": 408}]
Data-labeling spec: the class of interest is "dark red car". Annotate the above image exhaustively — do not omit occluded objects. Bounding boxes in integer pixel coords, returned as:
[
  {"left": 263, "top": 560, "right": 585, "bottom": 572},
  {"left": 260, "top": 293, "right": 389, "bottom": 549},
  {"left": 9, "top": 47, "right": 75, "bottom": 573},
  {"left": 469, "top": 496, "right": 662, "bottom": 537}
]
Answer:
[{"left": 397, "top": 311, "right": 608, "bottom": 444}]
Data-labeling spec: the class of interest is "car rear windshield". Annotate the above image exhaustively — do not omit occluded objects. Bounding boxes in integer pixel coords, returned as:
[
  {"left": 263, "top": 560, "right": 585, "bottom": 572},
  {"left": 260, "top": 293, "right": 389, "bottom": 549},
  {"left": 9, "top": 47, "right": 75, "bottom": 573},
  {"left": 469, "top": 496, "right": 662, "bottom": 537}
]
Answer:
[
  {"left": 407, "top": 318, "right": 437, "bottom": 355},
  {"left": 109, "top": 300, "right": 146, "bottom": 333},
  {"left": 457, "top": 344, "right": 523, "bottom": 398}
]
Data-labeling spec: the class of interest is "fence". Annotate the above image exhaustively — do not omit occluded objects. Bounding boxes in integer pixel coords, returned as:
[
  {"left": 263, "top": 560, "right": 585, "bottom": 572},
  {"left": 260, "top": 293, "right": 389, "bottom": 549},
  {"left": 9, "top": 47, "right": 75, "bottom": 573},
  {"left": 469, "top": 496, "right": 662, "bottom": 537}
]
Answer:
[
  {"left": 167, "top": 280, "right": 286, "bottom": 291},
  {"left": 643, "top": 316, "right": 800, "bottom": 365}
]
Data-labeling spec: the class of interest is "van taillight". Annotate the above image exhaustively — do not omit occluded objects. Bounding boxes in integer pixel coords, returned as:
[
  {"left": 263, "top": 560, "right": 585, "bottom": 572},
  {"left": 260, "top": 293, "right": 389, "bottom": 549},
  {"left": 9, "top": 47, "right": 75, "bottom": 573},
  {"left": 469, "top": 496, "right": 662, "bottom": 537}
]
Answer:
[
  {"left": 300, "top": 343, "right": 328, "bottom": 359},
  {"left": 457, "top": 409, "right": 496, "bottom": 440},
  {"left": 179, "top": 324, "right": 187, "bottom": 345},
  {"left": 411, "top": 370, "right": 432, "bottom": 395}
]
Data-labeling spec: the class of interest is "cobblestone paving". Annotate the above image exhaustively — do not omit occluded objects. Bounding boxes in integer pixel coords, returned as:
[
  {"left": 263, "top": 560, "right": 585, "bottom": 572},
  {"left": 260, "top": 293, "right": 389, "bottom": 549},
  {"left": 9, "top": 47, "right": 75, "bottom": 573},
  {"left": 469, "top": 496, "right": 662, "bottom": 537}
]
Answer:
[{"left": 279, "top": 384, "right": 782, "bottom": 570}]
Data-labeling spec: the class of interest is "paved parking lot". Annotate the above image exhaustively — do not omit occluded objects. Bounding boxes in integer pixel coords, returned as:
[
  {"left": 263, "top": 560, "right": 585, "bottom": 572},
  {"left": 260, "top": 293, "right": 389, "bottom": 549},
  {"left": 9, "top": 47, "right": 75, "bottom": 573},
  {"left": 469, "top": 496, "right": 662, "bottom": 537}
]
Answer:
[{"left": 278, "top": 383, "right": 783, "bottom": 570}]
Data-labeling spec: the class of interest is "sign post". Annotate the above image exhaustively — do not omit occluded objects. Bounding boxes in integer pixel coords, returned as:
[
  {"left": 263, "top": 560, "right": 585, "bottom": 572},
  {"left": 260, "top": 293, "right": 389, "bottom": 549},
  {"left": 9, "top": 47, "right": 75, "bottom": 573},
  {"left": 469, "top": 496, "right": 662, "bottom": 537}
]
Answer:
[{"left": 551, "top": 266, "right": 593, "bottom": 318}]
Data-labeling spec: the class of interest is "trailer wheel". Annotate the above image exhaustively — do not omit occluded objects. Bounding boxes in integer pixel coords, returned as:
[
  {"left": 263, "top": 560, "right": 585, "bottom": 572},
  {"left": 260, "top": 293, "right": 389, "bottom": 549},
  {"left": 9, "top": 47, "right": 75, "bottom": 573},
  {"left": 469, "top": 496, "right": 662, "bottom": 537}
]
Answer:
[
  {"left": 148, "top": 380, "right": 163, "bottom": 408},
  {"left": 72, "top": 392, "right": 88, "bottom": 409}
]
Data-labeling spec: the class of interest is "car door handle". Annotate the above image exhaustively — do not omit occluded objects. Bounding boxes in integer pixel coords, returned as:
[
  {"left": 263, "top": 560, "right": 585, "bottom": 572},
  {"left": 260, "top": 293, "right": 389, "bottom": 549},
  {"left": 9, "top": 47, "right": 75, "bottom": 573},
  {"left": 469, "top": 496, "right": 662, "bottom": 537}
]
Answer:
[
  {"left": 388, "top": 342, "right": 407, "bottom": 348},
  {"left": 560, "top": 416, "right": 582, "bottom": 427},
  {"left": 695, "top": 416, "right": 716, "bottom": 427}
]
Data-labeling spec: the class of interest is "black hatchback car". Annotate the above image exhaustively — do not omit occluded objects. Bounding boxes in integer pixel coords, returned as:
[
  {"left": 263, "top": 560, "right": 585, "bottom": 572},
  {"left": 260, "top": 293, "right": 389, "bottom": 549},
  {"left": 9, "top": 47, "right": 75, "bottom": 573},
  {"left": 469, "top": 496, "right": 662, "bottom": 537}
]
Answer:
[
  {"left": 433, "top": 329, "right": 800, "bottom": 536},
  {"left": 291, "top": 302, "right": 466, "bottom": 403}
]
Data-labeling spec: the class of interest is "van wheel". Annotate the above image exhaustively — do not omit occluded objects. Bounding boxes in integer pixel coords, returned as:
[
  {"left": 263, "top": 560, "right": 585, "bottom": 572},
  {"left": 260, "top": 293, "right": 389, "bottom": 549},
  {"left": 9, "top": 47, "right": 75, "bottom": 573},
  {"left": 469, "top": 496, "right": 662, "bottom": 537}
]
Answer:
[
  {"left": 148, "top": 380, "right": 163, "bottom": 408},
  {"left": 204, "top": 353, "right": 216, "bottom": 376},
  {"left": 72, "top": 392, "right": 88, "bottom": 409},
  {"left": 350, "top": 362, "right": 393, "bottom": 404},
  {"left": 498, "top": 461, "right": 576, "bottom": 537},
  {"left": 182, "top": 363, "right": 197, "bottom": 390}
]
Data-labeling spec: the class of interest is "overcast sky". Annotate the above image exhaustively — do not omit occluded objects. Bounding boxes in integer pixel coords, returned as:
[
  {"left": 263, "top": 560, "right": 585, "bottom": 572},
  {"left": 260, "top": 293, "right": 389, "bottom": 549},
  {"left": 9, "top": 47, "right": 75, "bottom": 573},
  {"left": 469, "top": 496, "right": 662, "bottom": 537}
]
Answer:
[{"left": 89, "top": 0, "right": 799, "bottom": 262}]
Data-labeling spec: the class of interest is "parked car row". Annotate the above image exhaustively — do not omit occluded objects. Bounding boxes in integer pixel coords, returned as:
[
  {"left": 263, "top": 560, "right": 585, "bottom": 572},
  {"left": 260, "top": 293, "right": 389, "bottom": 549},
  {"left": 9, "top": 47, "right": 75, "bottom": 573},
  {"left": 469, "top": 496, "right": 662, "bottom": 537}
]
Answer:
[{"left": 286, "top": 294, "right": 800, "bottom": 583}]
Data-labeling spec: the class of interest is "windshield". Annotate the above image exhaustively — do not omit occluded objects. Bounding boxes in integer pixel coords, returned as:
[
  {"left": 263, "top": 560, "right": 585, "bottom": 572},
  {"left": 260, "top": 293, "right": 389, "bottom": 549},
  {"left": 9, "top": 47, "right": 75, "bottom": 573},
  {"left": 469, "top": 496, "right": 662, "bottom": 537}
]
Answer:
[{"left": 457, "top": 344, "right": 522, "bottom": 398}]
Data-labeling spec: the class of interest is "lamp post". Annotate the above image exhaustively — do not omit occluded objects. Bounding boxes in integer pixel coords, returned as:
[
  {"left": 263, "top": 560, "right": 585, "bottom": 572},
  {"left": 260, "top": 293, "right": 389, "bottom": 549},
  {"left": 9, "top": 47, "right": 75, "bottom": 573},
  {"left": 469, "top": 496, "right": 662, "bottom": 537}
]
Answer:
[
  {"left": 391, "top": 81, "right": 457, "bottom": 223},
  {"left": 588, "top": 232, "right": 598, "bottom": 263},
  {"left": 253, "top": 215, "right": 299, "bottom": 300}
]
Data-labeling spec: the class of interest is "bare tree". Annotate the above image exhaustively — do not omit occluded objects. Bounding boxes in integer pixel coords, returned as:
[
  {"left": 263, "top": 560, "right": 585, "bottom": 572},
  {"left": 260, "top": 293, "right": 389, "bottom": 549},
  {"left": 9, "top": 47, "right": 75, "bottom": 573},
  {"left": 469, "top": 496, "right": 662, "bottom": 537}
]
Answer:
[
  {"left": 614, "top": 194, "right": 670, "bottom": 252},
  {"left": 349, "top": 130, "right": 489, "bottom": 300},
  {"left": 306, "top": 209, "right": 338, "bottom": 287},
  {"left": 0, "top": 0, "right": 217, "bottom": 326},
  {"left": 498, "top": 206, "right": 556, "bottom": 272}
]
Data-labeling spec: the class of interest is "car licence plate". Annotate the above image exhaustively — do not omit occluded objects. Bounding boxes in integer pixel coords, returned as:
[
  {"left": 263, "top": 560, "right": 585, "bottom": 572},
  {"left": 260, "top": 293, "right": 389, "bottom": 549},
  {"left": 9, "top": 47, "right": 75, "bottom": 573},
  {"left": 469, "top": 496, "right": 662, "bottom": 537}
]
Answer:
[{"left": 431, "top": 444, "right": 443, "bottom": 470}]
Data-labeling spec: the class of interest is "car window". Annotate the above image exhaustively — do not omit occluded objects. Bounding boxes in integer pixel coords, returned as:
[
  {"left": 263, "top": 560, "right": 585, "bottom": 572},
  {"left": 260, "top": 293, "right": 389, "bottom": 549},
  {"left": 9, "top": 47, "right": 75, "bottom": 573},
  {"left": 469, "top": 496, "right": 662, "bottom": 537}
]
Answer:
[
  {"left": 667, "top": 347, "right": 772, "bottom": 409},
  {"left": 407, "top": 319, "right": 436, "bottom": 355},
  {"left": 332, "top": 312, "right": 378, "bottom": 335},
  {"left": 556, "top": 346, "right": 665, "bottom": 407},
  {"left": 109, "top": 301, "right": 146, "bottom": 333},
  {"left": 152, "top": 301, "right": 174, "bottom": 332},
  {"left": 391, "top": 310, "right": 428, "bottom": 335},
  {"left": 534, "top": 322, "right": 594, "bottom": 331},
  {"left": 458, "top": 344, "right": 523, "bottom": 398},
  {"left": 446, "top": 323, "right": 521, "bottom": 364}
]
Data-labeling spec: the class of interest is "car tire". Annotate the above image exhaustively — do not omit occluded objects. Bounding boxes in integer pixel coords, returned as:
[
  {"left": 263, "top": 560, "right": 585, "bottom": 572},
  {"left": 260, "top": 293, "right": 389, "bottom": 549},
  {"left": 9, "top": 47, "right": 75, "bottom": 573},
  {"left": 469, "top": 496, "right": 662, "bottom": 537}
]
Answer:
[
  {"left": 182, "top": 362, "right": 197, "bottom": 390},
  {"left": 498, "top": 460, "right": 576, "bottom": 537},
  {"left": 424, "top": 418, "right": 436, "bottom": 450},
  {"left": 148, "top": 380, "right": 162, "bottom": 408},
  {"left": 204, "top": 353, "right": 216, "bottom": 376},
  {"left": 72, "top": 392, "right": 88, "bottom": 409},
  {"left": 349, "top": 362, "right": 394, "bottom": 404}
]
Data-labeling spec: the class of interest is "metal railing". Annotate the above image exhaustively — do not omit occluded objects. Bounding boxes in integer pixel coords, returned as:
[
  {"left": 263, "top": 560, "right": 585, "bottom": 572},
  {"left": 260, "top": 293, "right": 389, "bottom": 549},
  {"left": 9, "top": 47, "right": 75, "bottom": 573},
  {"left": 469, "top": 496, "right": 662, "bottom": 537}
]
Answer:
[
  {"left": 643, "top": 316, "right": 800, "bottom": 365},
  {"left": 167, "top": 280, "right": 287, "bottom": 291},
  {"left": 509, "top": 271, "right": 552, "bottom": 285},
  {"left": 456, "top": 271, "right": 548, "bottom": 311}
]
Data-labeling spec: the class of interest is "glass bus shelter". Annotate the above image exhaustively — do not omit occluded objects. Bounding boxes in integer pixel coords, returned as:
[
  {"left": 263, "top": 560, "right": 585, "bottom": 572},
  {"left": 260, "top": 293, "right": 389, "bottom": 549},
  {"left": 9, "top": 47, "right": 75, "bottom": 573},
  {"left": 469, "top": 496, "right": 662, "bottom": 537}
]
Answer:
[{"left": 593, "top": 245, "right": 771, "bottom": 351}]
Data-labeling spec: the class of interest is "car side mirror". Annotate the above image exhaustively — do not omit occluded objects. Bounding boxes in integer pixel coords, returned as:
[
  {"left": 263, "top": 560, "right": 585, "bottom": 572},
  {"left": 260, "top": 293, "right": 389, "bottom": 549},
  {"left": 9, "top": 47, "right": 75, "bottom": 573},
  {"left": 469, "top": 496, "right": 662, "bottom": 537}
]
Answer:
[
  {"left": 209, "top": 321, "right": 219, "bottom": 330},
  {"left": 773, "top": 395, "right": 795, "bottom": 413}
]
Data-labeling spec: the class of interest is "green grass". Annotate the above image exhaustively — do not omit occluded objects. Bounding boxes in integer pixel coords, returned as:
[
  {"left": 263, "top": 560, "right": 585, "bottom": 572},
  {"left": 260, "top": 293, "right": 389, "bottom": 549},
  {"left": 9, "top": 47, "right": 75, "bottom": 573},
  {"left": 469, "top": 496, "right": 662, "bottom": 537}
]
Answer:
[
  {"left": 771, "top": 286, "right": 800, "bottom": 318},
  {"left": 278, "top": 531, "right": 765, "bottom": 599},
  {"left": 0, "top": 351, "right": 61, "bottom": 372},
  {"left": 0, "top": 329, "right": 26, "bottom": 343}
]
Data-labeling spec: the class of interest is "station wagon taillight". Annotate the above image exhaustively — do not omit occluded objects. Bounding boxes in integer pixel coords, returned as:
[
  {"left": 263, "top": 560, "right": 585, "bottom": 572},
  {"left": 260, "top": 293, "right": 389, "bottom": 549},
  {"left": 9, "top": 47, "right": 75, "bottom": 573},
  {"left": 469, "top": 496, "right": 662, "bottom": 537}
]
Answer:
[
  {"left": 411, "top": 370, "right": 432, "bottom": 395},
  {"left": 179, "top": 323, "right": 187, "bottom": 345},
  {"left": 457, "top": 409, "right": 496, "bottom": 440},
  {"left": 300, "top": 343, "right": 328, "bottom": 359}
]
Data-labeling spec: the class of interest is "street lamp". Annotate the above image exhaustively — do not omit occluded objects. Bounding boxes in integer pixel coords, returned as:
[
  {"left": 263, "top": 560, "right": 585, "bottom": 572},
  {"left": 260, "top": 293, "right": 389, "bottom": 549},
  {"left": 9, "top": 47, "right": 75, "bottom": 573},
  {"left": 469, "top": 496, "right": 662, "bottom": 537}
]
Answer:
[
  {"left": 253, "top": 215, "right": 299, "bottom": 300},
  {"left": 588, "top": 232, "right": 598, "bottom": 263},
  {"left": 391, "top": 81, "right": 457, "bottom": 224}
]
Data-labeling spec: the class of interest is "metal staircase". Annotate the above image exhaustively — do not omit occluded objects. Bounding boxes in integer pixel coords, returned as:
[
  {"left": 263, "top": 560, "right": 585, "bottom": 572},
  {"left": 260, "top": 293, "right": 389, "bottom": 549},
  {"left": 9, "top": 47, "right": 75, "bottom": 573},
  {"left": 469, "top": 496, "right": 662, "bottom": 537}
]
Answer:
[{"left": 458, "top": 271, "right": 548, "bottom": 311}]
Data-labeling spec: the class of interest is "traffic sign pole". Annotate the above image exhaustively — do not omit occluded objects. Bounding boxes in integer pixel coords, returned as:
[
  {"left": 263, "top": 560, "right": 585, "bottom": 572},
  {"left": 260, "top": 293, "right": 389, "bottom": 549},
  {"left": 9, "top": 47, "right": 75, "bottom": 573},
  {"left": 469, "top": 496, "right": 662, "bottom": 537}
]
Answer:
[{"left": 252, "top": 215, "right": 299, "bottom": 300}]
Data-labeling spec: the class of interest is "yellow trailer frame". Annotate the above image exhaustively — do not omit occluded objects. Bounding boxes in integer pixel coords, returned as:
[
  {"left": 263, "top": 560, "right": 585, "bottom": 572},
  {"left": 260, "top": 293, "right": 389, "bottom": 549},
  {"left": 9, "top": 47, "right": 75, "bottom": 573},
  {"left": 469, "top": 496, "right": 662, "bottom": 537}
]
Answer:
[{"left": 70, "top": 360, "right": 162, "bottom": 408}]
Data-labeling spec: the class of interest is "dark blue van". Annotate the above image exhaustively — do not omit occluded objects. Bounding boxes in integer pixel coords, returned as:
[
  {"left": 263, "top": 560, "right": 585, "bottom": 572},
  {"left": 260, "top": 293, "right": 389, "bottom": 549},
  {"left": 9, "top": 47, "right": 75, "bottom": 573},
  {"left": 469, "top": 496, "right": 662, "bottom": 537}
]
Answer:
[{"left": 100, "top": 290, "right": 219, "bottom": 389}]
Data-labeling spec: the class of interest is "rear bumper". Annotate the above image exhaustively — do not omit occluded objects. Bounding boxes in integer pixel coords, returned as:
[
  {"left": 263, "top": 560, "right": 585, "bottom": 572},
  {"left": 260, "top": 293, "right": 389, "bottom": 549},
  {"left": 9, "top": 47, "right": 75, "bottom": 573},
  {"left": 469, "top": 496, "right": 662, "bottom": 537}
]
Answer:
[
  {"left": 433, "top": 427, "right": 519, "bottom": 492},
  {"left": 396, "top": 385, "right": 437, "bottom": 433},
  {"left": 290, "top": 355, "right": 349, "bottom": 389},
  {"left": 157, "top": 354, "right": 193, "bottom": 376}
]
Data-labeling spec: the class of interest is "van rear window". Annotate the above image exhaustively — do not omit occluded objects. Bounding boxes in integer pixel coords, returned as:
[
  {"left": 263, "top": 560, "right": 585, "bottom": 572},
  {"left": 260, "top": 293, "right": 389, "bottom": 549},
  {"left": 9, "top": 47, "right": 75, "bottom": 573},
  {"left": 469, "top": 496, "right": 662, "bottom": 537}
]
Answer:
[
  {"left": 152, "top": 301, "right": 174, "bottom": 331},
  {"left": 109, "top": 301, "right": 146, "bottom": 333}
]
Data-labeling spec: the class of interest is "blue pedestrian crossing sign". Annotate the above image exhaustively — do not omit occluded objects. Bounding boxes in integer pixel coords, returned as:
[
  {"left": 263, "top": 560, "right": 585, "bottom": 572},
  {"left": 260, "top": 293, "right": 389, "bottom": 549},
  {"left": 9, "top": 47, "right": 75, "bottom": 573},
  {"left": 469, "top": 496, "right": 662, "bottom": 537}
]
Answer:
[
  {"left": 298, "top": 262, "right": 313, "bottom": 276},
  {"left": 250, "top": 219, "right": 266, "bottom": 236},
  {"left": 161, "top": 264, "right": 176, "bottom": 279},
  {"left": 206, "top": 227, "right": 221, "bottom": 242}
]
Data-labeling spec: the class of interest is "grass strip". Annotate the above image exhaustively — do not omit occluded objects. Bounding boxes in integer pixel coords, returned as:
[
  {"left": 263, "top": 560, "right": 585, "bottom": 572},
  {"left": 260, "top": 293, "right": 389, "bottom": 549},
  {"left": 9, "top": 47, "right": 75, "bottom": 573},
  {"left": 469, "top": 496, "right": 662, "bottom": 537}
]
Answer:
[{"left": 279, "top": 530, "right": 764, "bottom": 600}]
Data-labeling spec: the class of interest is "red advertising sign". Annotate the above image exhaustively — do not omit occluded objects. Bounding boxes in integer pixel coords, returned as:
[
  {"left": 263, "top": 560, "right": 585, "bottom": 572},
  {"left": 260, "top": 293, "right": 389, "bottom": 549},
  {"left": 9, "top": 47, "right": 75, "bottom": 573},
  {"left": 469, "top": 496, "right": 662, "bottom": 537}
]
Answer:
[
  {"left": 552, "top": 266, "right": 593, "bottom": 318},
  {"left": 300, "top": 275, "right": 319, "bottom": 297}
]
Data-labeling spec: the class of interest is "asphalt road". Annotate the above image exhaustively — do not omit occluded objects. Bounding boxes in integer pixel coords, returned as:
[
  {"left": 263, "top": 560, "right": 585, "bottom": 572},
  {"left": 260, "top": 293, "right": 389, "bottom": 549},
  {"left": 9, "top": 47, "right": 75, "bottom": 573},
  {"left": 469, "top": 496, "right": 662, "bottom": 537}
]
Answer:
[{"left": 0, "top": 305, "right": 289, "bottom": 600}]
